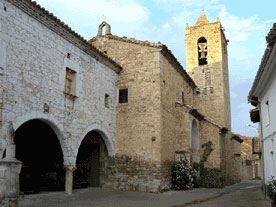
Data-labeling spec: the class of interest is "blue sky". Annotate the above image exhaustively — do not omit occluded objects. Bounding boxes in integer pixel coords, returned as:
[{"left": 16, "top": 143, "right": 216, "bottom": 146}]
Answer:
[{"left": 35, "top": 0, "right": 276, "bottom": 136}]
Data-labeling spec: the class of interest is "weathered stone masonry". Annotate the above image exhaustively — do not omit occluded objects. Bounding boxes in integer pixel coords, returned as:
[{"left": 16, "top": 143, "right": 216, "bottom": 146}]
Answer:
[
  {"left": 91, "top": 13, "right": 241, "bottom": 191},
  {"left": 0, "top": 0, "right": 242, "bottom": 201},
  {"left": 185, "top": 11, "right": 241, "bottom": 183},
  {"left": 0, "top": 0, "right": 121, "bottom": 201}
]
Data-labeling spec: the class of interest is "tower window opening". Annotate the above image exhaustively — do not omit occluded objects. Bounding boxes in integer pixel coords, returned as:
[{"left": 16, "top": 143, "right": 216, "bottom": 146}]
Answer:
[{"left": 198, "top": 37, "right": 207, "bottom": 65}]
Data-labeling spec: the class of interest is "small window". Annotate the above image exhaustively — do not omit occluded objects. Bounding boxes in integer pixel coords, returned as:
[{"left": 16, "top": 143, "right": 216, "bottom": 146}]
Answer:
[
  {"left": 65, "top": 68, "right": 76, "bottom": 96},
  {"left": 119, "top": 89, "right": 128, "bottom": 103},
  {"left": 181, "top": 92, "right": 184, "bottom": 104},
  {"left": 105, "top": 94, "right": 110, "bottom": 108},
  {"left": 266, "top": 100, "right": 270, "bottom": 125}
]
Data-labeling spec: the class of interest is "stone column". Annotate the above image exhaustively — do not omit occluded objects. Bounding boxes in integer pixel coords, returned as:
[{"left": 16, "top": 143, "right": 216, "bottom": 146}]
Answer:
[
  {"left": 5, "top": 144, "right": 16, "bottom": 160},
  {"left": 0, "top": 159, "right": 22, "bottom": 206},
  {"left": 64, "top": 165, "right": 76, "bottom": 195}
]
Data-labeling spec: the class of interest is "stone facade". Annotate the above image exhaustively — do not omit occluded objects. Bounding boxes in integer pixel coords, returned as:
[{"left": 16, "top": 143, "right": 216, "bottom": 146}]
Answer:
[
  {"left": 240, "top": 136, "right": 262, "bottom": 180},
  {"left": 91, "top": 11, "right": 241, "bottom": 191},
  {"left": 0, "top": 0, "right": 120, "bottom": 201},
  {"left": 0, "top": 0, "right": 242, "bottom": 198}
]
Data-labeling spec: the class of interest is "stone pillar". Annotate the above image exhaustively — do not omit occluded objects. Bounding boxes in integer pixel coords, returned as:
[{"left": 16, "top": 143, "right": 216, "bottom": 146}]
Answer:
[
  {"left": 0, "top": 159, "right": 22, "bottom": 206},
  {"left": 64, "top": 165, "right": 76, "bottom": 195},
  {"left": 5, "top": 144, "right": 16, "bottom": 160}
]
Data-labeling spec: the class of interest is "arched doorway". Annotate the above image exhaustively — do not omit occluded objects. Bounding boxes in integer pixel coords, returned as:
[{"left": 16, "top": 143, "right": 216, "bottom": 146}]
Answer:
[
  {"left": 191, "top": 120, "right": 200, "bottom": 163},
  {"left": 14, "top": 119, "right": 65, "bottom": 193},
  {"left": 73, "top": 130, "right": 108, "bottom": 189}
]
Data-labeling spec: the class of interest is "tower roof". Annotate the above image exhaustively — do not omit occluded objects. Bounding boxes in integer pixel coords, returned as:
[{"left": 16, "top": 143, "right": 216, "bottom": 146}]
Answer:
[{"left": 195, "top": 10, "right": 209, "bottom": 26}]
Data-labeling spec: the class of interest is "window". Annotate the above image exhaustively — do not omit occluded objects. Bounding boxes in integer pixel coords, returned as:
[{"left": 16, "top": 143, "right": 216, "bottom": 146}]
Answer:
[
  {"left": 65, "top": 67, "right": 76, "bottom": 96},
  {"left": 105, "top": 94, "right": 110, "bottom": 108},
  {"left": 198, "top": 37, "right": 207, "bottom": 65},
  {"left": 181, "top": 92, "right": 184, "bottom": 104},
  {"left": 119, "top": 89, "right": 128, "bottom": 103},
  {"left": 266, "top": 100, "right": 270, "bottom": 125}
]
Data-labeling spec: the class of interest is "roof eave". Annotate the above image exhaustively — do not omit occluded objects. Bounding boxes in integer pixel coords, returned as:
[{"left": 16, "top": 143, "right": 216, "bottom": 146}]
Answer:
[
  {"left": 248, "top": 23, "right": 276, "bottom": 101},
  {"left": 8, "top": 0, "right": 122, "bottom": 74},
  {"left": 248, "top": 47, "right": 272, "bottom": 102}
]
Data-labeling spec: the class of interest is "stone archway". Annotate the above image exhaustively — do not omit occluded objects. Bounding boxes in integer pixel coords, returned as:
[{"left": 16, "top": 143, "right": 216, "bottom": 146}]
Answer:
[
  {"left": 13, "top": 111, "right": 71, "bottom": 166},
  {"left": 73, "top": 130, "right": 109, "bottom": 189},
  {"left": 14, "top": 119, "right": 65, "bottom": 193},
  {"left": 191, "top": 119, "right": 200, "bottom": 163}
]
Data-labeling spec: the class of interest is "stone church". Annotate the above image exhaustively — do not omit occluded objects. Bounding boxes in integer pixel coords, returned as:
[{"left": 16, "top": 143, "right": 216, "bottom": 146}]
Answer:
[
  {"left": 0, "top": 0, "right": 241, "bottom": 203},
  {"left": 90, "top": 12, "right": 241, "bottom": 191}
]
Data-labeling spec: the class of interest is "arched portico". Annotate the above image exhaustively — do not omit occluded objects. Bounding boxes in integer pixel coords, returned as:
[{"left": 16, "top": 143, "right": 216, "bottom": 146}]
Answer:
[
  {"left": 77, "top": 124, "right": 115, "bottom": 160},
  {"left": 13, "top": 111, "right": 70, "bottom": 165},
  {"left": 73, "top": 126, "right": 113, "bottom": 190},
  {"left": 14, "top": 119, "right": 65, "bottom": 193}
]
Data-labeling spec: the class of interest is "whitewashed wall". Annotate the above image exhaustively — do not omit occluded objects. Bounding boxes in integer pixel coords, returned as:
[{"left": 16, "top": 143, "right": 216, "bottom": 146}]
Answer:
[
  {"left": 259, "top": 45, "right": 276, "bottom": 183},
  {"left": 0, "top": 0, "right": 119, "bottom": 167}
]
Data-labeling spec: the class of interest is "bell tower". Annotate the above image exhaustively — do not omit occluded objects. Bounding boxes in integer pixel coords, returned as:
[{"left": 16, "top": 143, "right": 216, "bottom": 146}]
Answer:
[{"left": 185, "top": 10, "right": 231, "bottom": 130}]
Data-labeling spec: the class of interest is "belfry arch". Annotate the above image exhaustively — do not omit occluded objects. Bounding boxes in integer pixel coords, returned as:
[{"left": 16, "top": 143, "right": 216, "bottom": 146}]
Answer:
[
  {"left": 97, "top": 21, "right": 111, "bottom": 36},
  {"left": 198, "top": 37, "right": 208, "bottom": 65}
]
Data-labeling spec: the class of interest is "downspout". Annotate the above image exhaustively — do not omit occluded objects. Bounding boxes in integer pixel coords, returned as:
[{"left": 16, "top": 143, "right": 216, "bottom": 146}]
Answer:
[{"left": 258, "top": 103, "right": 266, "bottom": 198}]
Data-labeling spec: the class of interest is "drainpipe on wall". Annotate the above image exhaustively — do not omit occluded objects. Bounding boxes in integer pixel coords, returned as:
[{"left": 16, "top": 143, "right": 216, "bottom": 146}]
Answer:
[{"left": 258, "top": 103, "right": 266, "bottom": 198}]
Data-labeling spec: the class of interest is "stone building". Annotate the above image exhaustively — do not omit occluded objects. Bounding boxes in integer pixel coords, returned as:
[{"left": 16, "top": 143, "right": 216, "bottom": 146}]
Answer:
[
  {"left": 0, "top": 0, "right": 121, "bottom": 203},
  {"left": 0, "top": 0, "right": 242, "bottom": 203},
  {"left": 90, "top": 11, "right": 242, "bottom": 192},
  {"left": 240, "top": 136, "right": 262, "bottom": 180}
]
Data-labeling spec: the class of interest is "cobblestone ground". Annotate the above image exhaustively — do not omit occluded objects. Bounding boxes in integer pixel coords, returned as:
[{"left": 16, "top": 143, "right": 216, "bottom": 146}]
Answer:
[{"left": 19, "top": 180, "right": 270, "bottom": 207}]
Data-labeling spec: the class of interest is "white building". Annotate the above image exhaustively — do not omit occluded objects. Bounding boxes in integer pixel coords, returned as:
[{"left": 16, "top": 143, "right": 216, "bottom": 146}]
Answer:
[{"left": 248, "top": 22, "right": 276, "bottom": 184}]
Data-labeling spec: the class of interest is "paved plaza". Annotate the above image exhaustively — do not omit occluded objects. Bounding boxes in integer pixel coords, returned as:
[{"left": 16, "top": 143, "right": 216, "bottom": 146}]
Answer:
[{"left": 19, "top": 180, "right": 270, "bottom": 207}]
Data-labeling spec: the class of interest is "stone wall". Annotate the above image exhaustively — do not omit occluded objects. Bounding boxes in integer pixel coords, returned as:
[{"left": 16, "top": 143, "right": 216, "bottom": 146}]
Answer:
[
  {"left": 92, "top": 34, "right": 230, "bottom": 191},
  {"left": 91, "top": 36, "right": 164, "bottom": 191},
  {"left": 92, "top": 37, "right": 162, "bottom": 161},
  {"left": 159, "top": 53, "right": 195, "bottom": 162},
  {"left": 0, "top": 0, "right": 119, "bottom": 168},
  {"left": 190, "top": 63, "right": 229, "bottom": 128},
  {"left": 106, "top": 155, "right": 170, "bottom": 192}
]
